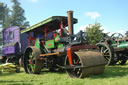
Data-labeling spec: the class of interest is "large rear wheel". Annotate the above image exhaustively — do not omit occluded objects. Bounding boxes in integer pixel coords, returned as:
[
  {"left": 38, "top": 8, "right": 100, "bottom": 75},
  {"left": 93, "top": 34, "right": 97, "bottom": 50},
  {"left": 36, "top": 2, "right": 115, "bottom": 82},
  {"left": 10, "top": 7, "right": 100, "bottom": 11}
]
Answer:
[
  {"left": 97, "top": 43, "right": 115, "bottom": 65},
  {"left": 23, "top": 46, "right": 42, "bottom": 74}
]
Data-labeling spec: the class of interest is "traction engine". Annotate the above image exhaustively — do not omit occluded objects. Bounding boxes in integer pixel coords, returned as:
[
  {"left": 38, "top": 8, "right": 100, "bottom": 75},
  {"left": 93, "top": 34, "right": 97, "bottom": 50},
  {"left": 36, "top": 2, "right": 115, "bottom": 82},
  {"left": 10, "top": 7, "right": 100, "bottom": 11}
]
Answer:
[
  {"left": 22, "top": 11, "right": 106, "bottom": 78},
  {"left": 97, "top": 32, "right": 128, "bottom": 65}
]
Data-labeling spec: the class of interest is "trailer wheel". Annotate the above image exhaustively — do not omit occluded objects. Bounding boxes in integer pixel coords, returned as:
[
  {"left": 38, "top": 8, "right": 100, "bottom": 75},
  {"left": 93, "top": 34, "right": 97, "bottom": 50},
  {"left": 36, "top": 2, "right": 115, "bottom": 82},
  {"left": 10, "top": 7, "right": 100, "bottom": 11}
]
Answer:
[
  {"left": 96, "top": 43, "right": 115, "bottom": 65},
  {"left": 23, "top": 46, "right": 42, "bottom": 74}
]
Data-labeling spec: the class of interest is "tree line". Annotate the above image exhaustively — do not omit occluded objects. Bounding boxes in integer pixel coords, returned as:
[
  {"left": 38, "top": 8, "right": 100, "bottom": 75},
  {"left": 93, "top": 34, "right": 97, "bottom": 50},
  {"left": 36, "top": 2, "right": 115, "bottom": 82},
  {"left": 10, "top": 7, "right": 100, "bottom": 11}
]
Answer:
[{"left": 0, "top": 0, "right": 29, "bottom": 29}]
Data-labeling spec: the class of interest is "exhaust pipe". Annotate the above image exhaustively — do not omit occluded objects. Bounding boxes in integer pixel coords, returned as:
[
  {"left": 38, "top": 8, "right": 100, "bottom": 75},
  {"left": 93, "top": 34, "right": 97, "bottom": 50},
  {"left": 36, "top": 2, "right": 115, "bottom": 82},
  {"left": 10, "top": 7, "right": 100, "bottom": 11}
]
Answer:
[{"left": 67, "top": 11, "right": 74, "bottom": 35}]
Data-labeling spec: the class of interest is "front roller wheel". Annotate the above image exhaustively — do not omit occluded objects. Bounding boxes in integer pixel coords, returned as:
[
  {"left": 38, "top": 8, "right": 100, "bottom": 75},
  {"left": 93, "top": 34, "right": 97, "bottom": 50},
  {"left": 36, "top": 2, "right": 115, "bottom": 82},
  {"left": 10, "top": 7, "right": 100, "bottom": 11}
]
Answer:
[
  {"left": 65, "top": 51, "right": 105, "bottom": 78},
  {"left": 65, "top": 54, "right": 82, "bottom": 78},
  {"left": 23, "top": 46, "right": 43, "bottom": 74}
]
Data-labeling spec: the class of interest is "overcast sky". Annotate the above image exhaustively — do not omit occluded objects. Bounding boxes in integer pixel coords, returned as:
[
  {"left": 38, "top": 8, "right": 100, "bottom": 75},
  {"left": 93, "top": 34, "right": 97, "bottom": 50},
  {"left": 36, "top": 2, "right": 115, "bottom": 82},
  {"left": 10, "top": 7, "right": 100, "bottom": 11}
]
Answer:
[{"left": 1, "top": 0, "right": 128, "bottom": 34}]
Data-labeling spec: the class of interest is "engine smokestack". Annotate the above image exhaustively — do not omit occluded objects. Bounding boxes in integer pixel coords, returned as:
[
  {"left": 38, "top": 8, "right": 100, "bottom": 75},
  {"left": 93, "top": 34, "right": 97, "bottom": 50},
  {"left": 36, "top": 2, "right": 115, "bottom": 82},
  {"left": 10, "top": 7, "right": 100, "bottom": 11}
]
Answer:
[{"left": 67, "top": 11, "right": 74, "bottom": 35}]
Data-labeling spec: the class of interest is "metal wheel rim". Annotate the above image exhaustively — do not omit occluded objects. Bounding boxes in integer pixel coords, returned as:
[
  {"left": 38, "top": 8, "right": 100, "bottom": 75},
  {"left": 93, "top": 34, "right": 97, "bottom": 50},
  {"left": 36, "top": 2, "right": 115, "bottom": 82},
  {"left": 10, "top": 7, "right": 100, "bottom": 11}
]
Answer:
[
  {"left": 24, "top": 46, "right": 42, "bottom": 74},
  {"left": 98, "top": 43, "right": 114, "bottom": 65},
  {"left": 65, "top": 54, "right": 82, "bottom": 78},
  {"left": 24, "top": 49, "right": 36, "bottom": 73}
]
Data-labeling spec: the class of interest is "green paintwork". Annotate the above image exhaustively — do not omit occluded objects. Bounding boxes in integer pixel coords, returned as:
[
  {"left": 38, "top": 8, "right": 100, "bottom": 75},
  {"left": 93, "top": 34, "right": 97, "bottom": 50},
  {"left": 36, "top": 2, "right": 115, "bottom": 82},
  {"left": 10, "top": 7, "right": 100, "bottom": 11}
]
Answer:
[
  {"left": 112, "top": 43, "right": 117, "bottom": 47},
  {"left": 54, "top": 35, "right": 64, "bottom": 48},
  {"left": 34, "top": 39, "right": 40, "bottom": 48},
  {"left": 28, "top": 51, "right": 35, "bottom": 73},
  {"left": 29, "top": 55, "right": 33, "bottom": 58},
  {"left": 55, "top": 35, "right": 60, "bottom": 43},
  {"left": 21, "top": 18, "right": 52, "bottom": 34},
  {"left": 29, "top": 52, "right": 33, "bottom": 58},
  {"left": 57, "top": 43, "right": 64, "bottom": 48},
  {"left": 29, "top": 64, "right": 35, "bottom": 72},
  {"left": 111, "top": 40, "right": 117, "bottom": 47},
  {"left": 45, "top": 40, "right": 55, "bottom": 49},
  {"left": 117, "top": 41, "right": 128, "bottom": 48}
]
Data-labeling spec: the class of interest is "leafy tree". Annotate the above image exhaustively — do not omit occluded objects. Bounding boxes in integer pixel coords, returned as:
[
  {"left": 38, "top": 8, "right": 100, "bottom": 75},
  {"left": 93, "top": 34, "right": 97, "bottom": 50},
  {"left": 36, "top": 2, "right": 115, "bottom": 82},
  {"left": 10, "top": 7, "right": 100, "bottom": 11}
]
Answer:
[
  {"left": 0, "top": 2, "right": 11, "bottom": 29},
  {"left": 86, "top": 22, "right": 104, "bottom": 44},
  {"left": 0, "top": 0, "right": 29, "bottom": 29},
  {"left": 10, "top": 0, "right": 29, "bottom": 28},
  {"left": 0, "top": 31, "right": 2, "bottom": 45},
  {"left": 3, "top": 7, "right": 11, "bottom": 28},
  {"left": 0, "top": 2, "right": 11, "bottom": 46},
  {"left": 0, "top": 3, "right": 6, "bottom": 28},
  {"left": 0, "top": 3, "right": 4, "bottom": 24}
]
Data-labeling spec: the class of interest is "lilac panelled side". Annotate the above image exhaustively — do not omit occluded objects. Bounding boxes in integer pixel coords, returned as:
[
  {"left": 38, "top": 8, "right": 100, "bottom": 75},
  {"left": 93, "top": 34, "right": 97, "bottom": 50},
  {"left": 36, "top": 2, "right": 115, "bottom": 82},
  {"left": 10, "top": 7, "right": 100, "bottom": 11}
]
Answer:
[{"left": 2, "top": 26, "right": 20, "bottom": 56}]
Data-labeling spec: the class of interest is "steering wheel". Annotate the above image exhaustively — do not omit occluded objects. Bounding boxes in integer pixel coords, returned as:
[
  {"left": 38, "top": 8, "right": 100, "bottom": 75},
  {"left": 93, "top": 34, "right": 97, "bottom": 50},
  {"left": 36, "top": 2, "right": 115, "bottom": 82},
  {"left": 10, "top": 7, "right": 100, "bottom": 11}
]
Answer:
[{"left": 110, "top": 33, "right": 124, "bottom": 41}]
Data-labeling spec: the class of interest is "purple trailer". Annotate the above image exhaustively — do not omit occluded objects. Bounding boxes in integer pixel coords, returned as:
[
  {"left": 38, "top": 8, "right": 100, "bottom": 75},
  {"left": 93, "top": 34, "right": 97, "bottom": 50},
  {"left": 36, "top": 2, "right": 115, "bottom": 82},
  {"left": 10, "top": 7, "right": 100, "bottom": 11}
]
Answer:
[{"left": 1, "top": 26, "right": 28, "bottom": 65}]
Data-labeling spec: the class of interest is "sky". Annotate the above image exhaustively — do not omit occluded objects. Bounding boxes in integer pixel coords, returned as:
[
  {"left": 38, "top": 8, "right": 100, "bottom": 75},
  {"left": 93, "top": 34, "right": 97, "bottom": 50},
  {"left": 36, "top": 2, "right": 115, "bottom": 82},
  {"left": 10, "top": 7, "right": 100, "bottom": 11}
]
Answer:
[{"left": 1, "top": 0, "right": 128, "bottom": 34}]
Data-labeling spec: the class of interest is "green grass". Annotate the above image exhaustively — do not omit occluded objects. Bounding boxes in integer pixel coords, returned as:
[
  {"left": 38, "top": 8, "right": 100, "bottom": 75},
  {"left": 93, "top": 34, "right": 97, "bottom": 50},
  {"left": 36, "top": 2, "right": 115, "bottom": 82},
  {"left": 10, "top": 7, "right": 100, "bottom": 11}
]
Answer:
[{"left": 0, "top": 65, "right": 128, "bottom": 85}]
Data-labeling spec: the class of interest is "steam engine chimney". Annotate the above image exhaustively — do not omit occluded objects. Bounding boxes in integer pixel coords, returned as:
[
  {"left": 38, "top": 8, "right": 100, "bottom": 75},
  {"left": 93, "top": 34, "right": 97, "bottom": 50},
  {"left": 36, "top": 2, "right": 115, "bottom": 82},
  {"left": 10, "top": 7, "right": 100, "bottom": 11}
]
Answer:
[{"left": 67, "top": 11, "right": 74, "bottom": 35}]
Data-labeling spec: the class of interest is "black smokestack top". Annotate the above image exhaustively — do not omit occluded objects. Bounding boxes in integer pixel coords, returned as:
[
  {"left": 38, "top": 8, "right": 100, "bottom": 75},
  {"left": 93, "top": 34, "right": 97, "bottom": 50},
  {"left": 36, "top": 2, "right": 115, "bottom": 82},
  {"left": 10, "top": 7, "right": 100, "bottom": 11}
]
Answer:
[{"left": 67, "top": 11, "right": 74, "bottom": 35}]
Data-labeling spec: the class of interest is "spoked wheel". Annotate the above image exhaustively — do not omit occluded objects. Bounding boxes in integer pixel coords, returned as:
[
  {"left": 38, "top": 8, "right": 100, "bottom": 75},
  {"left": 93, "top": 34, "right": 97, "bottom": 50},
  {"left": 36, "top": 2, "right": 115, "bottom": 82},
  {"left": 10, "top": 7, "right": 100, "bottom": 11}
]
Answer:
[
  {"left": 65, "top": 51, "right": 105, "bottom": 78},
  {"left": 97, "top": 43, "right": 114, "bottom": 65},
  {"left": 23, "top": 46, "right": 42, "bottom": 74},
  {"left": 110, "top": 33, "right": 124, "bottom": 40}
]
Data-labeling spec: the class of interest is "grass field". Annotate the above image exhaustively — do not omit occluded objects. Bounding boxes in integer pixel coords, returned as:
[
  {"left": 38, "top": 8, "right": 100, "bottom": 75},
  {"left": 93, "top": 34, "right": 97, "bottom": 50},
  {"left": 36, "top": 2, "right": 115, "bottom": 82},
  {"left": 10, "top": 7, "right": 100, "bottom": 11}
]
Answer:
[{"left": 0, "top": 65, "right": 128, "bottom": 85}]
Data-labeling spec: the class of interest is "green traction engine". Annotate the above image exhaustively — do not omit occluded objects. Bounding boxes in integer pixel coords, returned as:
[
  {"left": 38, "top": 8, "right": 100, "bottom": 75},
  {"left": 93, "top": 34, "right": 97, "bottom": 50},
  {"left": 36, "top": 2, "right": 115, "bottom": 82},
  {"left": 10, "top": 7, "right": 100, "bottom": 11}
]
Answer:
[
  {"left": 21, "top": 11, "right": 106, "bottom": 78},
  {"left": 97, "top": 32, "right": 128, "bottom": 65}
]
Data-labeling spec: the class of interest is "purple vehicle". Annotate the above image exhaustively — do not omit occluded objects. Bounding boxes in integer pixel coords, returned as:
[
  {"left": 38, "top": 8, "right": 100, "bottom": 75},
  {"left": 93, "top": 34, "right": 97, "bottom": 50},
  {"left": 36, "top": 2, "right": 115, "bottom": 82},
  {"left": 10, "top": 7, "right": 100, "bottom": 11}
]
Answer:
[{"left": 1, "top": 26, "right": 28, "bottom": 65}]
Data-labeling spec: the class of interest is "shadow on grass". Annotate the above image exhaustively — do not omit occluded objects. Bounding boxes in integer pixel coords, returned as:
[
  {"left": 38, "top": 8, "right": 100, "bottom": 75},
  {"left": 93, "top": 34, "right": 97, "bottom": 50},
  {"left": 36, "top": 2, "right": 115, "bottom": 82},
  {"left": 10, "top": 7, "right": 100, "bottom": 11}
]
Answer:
[
  {"left": 0, "top": 72, "right": 17, "bottom": 77},
  {"left": 0, "top": 80, "right": 32, "bottom": 85},
  {"left": 0, "top": 70, "right": 24, "bottom": 77},
  {"left": 40, "top": 69, "right": 66, "bottom": 74},
  {"left": 89, "top": 66, "right": 128, "bottom": 79}
]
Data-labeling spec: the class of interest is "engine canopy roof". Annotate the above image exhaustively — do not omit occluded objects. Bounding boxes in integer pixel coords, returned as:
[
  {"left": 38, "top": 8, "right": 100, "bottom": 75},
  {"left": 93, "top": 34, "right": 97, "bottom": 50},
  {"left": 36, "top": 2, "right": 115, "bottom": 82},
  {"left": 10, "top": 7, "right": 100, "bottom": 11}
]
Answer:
[{"left": 21, "top": 16, "right": 77, "bottom": 34}]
